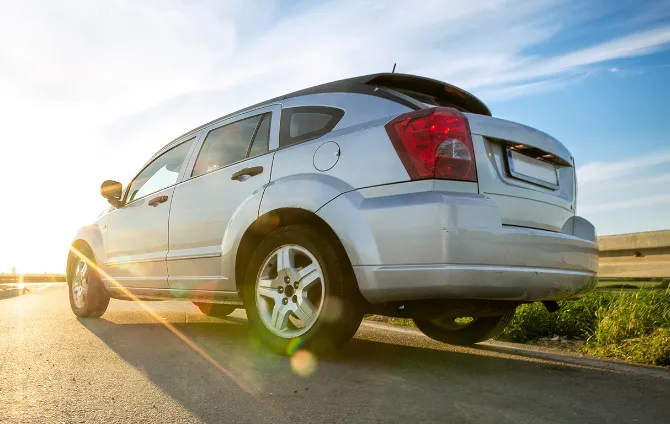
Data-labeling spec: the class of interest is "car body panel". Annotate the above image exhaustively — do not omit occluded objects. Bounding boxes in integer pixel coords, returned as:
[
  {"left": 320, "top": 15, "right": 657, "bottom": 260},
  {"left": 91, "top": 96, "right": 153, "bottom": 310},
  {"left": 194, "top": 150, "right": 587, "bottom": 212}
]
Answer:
[
  {"left": 70, "top": 215, "right": 109, "bottom": 273},
  {"left": 465, "top": 113, "right": 571, "bottom": 163},
  {"left": 168, "top": 153, "right": 275, "bottom": 291},
  {"left": 316, "top": 182, "right": 597, "bottom": 303},
  {"left": 104, "top": 186, "right": 174, "bottom": 289}
]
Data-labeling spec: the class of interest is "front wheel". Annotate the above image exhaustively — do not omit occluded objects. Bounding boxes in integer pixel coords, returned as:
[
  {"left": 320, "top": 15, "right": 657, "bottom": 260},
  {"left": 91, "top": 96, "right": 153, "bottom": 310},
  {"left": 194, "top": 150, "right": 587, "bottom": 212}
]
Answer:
[
  {"left": 68, "top": 250, "right": 110, "bottom": 318},
  {"left": 243, "top": 225, "right": 364, "bottom": 356},
  {"left": 413, "top": 310, "right": 515, "bottom": 346}
]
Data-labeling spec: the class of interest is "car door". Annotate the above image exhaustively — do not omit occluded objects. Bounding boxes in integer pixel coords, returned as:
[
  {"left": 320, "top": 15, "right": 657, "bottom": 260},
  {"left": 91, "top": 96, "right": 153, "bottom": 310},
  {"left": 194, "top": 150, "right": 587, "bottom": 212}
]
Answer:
[
  {"left": 167, "top": 105, "right": 280, "bottom": 292},
  {"left": 104, "top": 137, "right": 196, "bottom": 289}
]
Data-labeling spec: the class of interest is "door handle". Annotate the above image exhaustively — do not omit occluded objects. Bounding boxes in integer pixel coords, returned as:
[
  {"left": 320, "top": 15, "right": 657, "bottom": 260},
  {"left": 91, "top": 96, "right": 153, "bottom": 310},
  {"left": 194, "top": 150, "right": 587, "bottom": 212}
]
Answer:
[
  {"left": 148, "top": 195, "right": 169, "bottom": 207},
  {"left": 231, "top": 166, "right": 264, "bottom": 181}
]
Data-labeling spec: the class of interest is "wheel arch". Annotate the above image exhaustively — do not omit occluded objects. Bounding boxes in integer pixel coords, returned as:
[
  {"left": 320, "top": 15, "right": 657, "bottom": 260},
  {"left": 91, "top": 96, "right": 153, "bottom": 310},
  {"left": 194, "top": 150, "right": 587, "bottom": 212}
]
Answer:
[
  {"left": 67, "top": 223, "right": 107, "bottom": 285},
  {"left": 234, "top": 207, "right": 358, "bottom": 299}
]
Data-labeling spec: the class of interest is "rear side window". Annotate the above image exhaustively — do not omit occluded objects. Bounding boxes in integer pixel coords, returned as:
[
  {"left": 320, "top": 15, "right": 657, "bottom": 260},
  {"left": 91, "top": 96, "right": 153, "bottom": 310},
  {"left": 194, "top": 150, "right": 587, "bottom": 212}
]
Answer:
[
  {"left": 280, "top": 106, "right": 344, "bottom": 147},
  {"left": 192, "top": 113, "right": 270, "bottom": 177}
]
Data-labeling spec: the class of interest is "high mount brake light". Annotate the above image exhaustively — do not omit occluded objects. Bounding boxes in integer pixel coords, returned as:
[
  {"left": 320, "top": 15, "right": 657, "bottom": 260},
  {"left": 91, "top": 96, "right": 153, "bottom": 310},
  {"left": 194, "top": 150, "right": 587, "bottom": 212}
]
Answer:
[{"left": 385, "top": 107, "right": 477, "bottom": 182}]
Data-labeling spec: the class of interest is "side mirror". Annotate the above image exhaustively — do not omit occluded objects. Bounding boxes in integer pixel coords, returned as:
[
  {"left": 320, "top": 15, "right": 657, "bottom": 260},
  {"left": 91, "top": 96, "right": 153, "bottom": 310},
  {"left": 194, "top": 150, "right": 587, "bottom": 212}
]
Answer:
[{"left": 101, "top": 180, "right": 123, "bottom": 208}]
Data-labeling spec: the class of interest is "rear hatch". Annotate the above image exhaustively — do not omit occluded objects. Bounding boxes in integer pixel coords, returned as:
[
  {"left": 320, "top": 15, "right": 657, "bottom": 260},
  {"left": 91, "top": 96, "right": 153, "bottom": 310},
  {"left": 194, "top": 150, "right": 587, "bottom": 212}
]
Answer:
[
  {"left": 369, "top": 73, "right": 576, "bottom": 232},
  {"left": 466, "top": 113, "right": 576, "bottom": 232}
]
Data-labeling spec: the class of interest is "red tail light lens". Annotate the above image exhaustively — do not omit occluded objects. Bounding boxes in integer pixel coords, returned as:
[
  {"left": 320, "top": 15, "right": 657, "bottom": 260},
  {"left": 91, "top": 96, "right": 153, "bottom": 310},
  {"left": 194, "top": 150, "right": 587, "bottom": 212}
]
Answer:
[{"left": 385, "top": 107, "right": 477, "bottom": 182}]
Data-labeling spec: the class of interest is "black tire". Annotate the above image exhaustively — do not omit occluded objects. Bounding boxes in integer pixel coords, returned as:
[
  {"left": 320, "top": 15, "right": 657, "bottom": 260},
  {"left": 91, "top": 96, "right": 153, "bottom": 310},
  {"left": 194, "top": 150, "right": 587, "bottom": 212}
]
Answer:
[
  {"left": 413, "top": 310, "right": 516, "bottom": 346},
  {"left": 68, "top": 246, "right": 110, "bottom": 318},
  {"left": 243, "top": 225, "right": 364, "bottom": 356},
  {"left": 194, "top": 302, "right": 236, "bottom": 318}
]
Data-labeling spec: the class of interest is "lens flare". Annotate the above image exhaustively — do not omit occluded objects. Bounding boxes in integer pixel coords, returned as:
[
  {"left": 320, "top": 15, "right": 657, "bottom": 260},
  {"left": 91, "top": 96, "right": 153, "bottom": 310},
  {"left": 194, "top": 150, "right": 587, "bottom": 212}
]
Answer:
[
  {"left": 290, "top": 349, "right": 317, "bottom": 376},
  {"left": 286, "top": 337, "right": 303, "bottom": 356},
  {"left": 67, "top": 246, "right": 252, "bottom": 390}
]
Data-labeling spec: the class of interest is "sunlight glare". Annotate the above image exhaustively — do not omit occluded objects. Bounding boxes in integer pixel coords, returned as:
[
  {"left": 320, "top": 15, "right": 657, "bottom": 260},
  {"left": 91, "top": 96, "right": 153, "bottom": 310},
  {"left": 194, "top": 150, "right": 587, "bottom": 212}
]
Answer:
[{"left": 290, "top": 349, "right": 317, "bottom": 376}]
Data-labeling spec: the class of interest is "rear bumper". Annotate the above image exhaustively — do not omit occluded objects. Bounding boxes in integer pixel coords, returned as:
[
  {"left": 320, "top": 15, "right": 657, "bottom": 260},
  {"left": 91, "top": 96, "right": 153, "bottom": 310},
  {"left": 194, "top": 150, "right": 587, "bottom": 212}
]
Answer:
[
  {"left": 354, "top": 264, "right": 597, "bottom": 303},
  {"left": 317, "top": 181, "right": 599, "bottom": 304}
]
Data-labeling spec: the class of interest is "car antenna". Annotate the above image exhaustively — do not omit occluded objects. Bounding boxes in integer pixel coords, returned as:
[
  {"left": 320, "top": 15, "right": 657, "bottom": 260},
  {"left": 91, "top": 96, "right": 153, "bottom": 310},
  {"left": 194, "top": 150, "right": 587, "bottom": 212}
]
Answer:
[{"left": 392, "top": 63, "right": 396, "bottom": 73}]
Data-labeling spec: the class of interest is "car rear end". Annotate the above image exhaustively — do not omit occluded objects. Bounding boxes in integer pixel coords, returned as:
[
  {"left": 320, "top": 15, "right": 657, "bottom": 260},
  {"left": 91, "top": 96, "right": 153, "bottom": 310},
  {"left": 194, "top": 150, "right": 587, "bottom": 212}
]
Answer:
[{"left": 311, "top": 74, "right": 599, "bottom": 305}]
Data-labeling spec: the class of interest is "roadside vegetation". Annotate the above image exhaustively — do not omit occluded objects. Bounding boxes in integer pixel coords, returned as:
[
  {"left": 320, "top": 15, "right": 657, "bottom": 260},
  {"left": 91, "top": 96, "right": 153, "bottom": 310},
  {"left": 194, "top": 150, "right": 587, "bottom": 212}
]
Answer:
[
  {"left": 500, "top": 287, "right": 670, "bottom": 365},
  {"left": 368, "top": 286, "right": 670, "bottom": 366}
]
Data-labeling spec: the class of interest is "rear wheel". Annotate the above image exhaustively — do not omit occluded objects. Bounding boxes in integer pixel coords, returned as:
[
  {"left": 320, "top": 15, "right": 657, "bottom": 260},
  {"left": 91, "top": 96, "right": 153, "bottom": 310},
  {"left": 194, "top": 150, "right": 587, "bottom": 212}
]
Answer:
[
  {"left": 413, "top": 310, "right": 515, "bottom": 346},
  {"left": 68, "top": 248, "right": 110, "bottom": 318},
  {"left": 243, "top": 225, "right": 364, "bottom": 356},
  {"left": 194, "top": 303, "right": 236, "bottom": 318}
]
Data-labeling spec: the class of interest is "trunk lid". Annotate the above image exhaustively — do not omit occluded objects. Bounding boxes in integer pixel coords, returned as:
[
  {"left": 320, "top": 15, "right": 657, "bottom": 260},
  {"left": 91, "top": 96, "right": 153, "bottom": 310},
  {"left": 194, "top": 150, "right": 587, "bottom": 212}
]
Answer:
[{"left": 465, "top": 113, "right": 576, "bottom": 232}]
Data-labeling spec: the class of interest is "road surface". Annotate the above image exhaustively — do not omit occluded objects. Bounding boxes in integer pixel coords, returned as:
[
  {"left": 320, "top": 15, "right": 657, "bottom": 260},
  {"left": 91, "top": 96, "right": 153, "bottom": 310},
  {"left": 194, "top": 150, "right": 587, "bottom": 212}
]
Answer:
[{"left": 1, "top": 285, "right": 668, "bottom": 423}]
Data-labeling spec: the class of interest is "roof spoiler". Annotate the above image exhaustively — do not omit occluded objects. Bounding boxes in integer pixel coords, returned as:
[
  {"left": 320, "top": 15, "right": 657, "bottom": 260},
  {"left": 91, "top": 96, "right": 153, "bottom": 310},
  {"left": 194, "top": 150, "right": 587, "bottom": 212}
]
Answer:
[{"left": 359, "top": 73, "right": 491, "bottom": 116}]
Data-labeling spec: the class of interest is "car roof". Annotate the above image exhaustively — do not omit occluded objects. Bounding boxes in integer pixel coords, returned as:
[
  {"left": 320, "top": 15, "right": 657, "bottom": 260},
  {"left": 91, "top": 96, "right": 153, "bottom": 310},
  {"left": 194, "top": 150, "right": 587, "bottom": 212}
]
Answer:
[{"left": 165, "top": 73, "right": 490, "bottom": 148}]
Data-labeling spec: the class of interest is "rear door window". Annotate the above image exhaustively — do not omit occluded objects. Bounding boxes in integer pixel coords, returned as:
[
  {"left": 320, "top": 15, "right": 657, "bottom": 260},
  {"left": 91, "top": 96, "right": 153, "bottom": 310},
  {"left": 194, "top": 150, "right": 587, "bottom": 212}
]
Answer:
[
  {"left": 279, "top": 106, "right": 344, "bottom": 147},
  {"left": 247, "top": 113, "right": 271, "bottom": 158},
  {"left": 191, "top": 114, "right": 264, "bottom": 177}
]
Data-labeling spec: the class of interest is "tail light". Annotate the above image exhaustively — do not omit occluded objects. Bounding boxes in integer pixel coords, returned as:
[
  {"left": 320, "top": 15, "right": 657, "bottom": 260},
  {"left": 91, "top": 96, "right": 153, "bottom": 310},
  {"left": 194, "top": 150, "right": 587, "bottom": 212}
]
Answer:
[{"left": 385, "top": 107, "right": 477, "bottom": 182}]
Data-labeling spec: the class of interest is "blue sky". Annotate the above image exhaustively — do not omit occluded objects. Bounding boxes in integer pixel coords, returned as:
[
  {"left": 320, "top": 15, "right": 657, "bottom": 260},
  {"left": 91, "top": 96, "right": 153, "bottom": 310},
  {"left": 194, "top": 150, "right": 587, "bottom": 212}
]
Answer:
[{"left": 0, "top": 0, "right": 669, "bottom": 272}]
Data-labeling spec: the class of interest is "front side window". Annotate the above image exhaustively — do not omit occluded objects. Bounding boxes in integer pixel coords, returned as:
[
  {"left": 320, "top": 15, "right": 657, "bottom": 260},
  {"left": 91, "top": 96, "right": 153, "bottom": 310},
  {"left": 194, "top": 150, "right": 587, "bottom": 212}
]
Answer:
[
  {"left": 279, "top": 106, "right": 344, "bottom": 147},
  {"left": 126, "top": 138, "right": 194, "bottom": 203},
  {"left": 192, "top": 115, "right": 263, "bottom": 178}
]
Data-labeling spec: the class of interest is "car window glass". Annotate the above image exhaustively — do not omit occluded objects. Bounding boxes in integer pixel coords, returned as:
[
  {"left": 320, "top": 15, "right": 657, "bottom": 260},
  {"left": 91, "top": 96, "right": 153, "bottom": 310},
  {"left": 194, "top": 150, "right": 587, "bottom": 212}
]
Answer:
[
  {"left": 290, "top": 112, "right": 331, "bottom": 138},
  {"left": 192, "top": 115, "right": 262, "bottom": 177},
  {"left": 127, "top": 138, "right": 194, "bottom": 203},
  {"left": 279, "top": 106, "right": 344, "bottom": 147},
  {"left": 248, "top": 113, "right": 271, "bottom": 158}
]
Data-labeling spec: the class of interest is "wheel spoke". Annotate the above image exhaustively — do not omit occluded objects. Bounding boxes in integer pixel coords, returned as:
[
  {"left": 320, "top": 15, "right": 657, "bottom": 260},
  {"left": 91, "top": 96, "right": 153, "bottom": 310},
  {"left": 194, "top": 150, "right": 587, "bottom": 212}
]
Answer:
[
  {"left": 293, "top": 297, "right": 316, "bottom": 323},
  {"left": 275, "top": 247, "right": 293, "bottom": 272},
  {"left": 257, "top": 287, "right": 280, "bottom": 301},
  {"left": 257, "top": 278, "right": 281, "bottom": 300},
  {"left": 298, "top": 263, "right": 320, "bottom": 289},
  {"left": 269, "top": 302, "right": 291, "bottom": 332},
  {"left": 258, "top": 277, "right": 278, "bottom": 289}
]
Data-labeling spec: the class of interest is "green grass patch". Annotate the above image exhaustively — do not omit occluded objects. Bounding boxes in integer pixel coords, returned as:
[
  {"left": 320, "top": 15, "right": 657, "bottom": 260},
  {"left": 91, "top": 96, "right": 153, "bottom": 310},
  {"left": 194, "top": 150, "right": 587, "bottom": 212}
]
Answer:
[{"left": 499, "top": 288, "right": 670, "bottom": 366}]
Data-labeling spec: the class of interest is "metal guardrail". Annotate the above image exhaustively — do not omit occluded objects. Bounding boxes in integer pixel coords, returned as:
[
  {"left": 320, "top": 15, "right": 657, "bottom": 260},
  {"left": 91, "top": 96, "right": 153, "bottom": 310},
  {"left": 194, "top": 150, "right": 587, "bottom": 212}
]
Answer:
[
  {"left": 598, "top": 230, "right": 670, "bottom": 281},
  {"left": 0, "top": 274, "right": 66, "bottom": 284}
]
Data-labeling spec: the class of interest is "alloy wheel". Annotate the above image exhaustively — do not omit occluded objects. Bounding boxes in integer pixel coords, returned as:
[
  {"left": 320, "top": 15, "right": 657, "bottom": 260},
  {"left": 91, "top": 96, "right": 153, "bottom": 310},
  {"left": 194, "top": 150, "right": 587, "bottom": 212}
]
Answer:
[
  {"left": 255, "top": 244, "right": 325, "bottom": 338},
  {"left": 72, "top": 259, "right": 89, "bottom": 309}
]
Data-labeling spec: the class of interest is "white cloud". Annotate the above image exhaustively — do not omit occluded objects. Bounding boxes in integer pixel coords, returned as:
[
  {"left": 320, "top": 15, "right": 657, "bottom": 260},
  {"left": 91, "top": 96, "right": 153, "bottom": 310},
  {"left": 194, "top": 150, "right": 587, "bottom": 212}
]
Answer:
[
  {"left": 577, "top": 151, "right": 670, "bottom": 185},
  {"left": 477, "top": 75, "right": 585, "bottom": 101},
  {"left": 577, "top": 151, "right": 670, "bottom": 233},
  {"left": 580, "top": 193, "right": 670, "bottom": 214},
  {"left": 1, "top": 0, "right": 670, "bottom": 271}
]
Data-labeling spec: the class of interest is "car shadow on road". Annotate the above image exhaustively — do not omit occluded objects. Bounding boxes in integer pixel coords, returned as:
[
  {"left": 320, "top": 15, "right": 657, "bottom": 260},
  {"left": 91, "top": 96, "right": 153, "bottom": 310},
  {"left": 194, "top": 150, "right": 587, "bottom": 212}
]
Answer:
[{"left": 78, "top": 317, "right": 668, "bottom": 424}]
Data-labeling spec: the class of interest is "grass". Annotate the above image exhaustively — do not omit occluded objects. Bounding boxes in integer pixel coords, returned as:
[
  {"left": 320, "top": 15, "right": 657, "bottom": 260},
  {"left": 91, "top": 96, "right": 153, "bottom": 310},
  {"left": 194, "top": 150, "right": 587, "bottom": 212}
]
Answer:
[
  {"left": 581, "top": 289, "right": 670, "bottom": 365},
  {"left": 500, "top": 288, "right": 670, "bottom": 366},
  {"left": 366, "top": 288, "right": 670, "bottom": 366}
]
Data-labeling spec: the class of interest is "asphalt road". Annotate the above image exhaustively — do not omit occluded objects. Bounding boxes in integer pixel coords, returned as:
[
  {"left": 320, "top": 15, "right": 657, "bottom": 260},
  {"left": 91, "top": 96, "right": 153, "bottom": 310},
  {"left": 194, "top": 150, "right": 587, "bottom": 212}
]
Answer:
[{"left": 1, "top": 285, "right": 668, "bottom": 424}]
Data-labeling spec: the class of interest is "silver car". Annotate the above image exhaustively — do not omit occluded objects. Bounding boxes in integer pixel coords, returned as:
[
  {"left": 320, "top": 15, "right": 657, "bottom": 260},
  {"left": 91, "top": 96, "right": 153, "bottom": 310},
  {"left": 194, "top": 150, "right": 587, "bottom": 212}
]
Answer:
[{"left": 67, "top": 73, "right": 599, "bottom": 355}]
